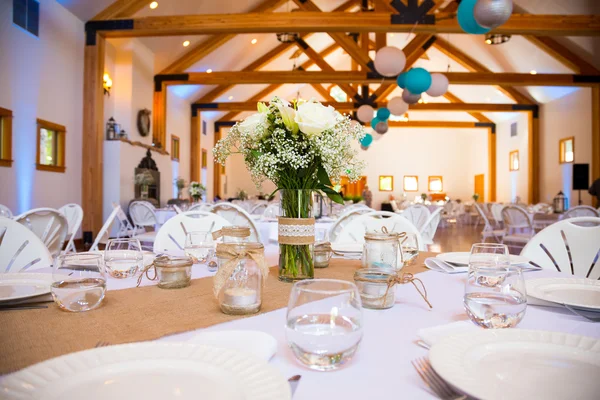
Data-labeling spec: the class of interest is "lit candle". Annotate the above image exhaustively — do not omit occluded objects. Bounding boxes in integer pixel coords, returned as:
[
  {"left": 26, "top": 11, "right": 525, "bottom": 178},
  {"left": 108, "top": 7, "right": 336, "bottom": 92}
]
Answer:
[{"left": 223, "top": 287, "right": 257, "bottom": 307}]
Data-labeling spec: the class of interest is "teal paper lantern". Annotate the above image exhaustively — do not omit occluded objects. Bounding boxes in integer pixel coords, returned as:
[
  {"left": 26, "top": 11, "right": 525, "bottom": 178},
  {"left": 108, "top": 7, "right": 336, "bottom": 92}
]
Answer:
[
  {"left": 360, "top": 133, "right": 373, "bottom": 147},
  {"left": 376, "top": 108, "right": 391, "bottom": 121},
  {"left": 371, "top": 118, "right": 381, "bottom": 130},
  {"left": 405, "top": 68, "right": 432, "bottom": 94},
  {"left": 397, "top": 72, "right": 407, "bottom": 89},
  {"left": 458, "top": 0, "right": 491, "bottom": 34}
]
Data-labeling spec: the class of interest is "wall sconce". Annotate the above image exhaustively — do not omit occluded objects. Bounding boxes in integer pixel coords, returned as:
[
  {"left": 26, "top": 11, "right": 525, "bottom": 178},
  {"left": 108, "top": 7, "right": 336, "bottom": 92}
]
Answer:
[{"left": 103, "top": 73, "right": 112, "bottom": 96}]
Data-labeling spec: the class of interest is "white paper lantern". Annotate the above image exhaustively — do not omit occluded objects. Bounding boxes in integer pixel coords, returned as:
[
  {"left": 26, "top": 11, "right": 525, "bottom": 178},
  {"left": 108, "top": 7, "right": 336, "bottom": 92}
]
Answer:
[
  {"left": 402, "top": 90, "right": 421, "bottom": 105},
  {"left": 388, "top": 96, "right": 409, "bottom": 116},
  {"left": 473, "top": 0, "right": 513, "bottom": 29},
  {"left": 357, "top": 104, "right": 375, "bottom": 123},
  {"left": 374, "top": 46, "right": 406, "bottom": 77},
  {"left": 426, "top": 73, "right": 449, "bottom": 97},
  {"left": 375, "top": 121, "right": 389, "bottom": 134}
]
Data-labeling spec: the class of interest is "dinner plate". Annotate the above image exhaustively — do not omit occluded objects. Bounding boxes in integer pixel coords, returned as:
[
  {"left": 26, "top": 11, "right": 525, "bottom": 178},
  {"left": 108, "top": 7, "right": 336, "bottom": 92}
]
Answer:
[
  {"left": 429, "top": 329, "right": 600, "bottom": 400},
  {"left": 331, "top": 242, "right": 363, "bottom": 254},
  {"left": 526, "top": 277, "right": 600, "bottom": 311},
  {"left": 0, "top": 273, "right": 53, "bottom": 303},
  {"left": 1, "top": 343, "right": 291, "bottom": 400},
  {"left": 187, "top": 330, "right": 277, "bottom": 360},
  {"left": 436, "top": 251, "right": 529, "bottom": 266}
]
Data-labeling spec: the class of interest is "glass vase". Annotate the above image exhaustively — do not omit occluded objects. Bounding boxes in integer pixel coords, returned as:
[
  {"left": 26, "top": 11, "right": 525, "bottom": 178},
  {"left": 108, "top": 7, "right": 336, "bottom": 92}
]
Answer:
[{"left": 278, "top": 189, "right": 315, "bottom": 282}]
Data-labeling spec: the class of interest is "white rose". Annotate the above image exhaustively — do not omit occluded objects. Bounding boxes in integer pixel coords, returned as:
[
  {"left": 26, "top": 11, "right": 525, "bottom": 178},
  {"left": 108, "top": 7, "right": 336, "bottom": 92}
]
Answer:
[
  {"left": 295, "top": 101, "right": 338, "bottom": 137},
  {"left": 238, "top": 112, "right": 267, "bottom": 136}
]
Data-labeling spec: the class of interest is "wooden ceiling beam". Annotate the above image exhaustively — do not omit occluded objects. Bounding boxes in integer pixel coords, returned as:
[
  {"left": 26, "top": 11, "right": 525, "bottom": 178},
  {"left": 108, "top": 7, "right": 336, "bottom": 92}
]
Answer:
[
  {"left": 443, "top": 91, "right": 493, "bottom": 123},
  {"left": 387, "top": 121, "right": 492, "bottom": 128},
  {"left": 92, "top": 0, "right": 151, "bottom": 20},
  {"left": 524, "top": 36, "right": 600, "bottom": 75}
]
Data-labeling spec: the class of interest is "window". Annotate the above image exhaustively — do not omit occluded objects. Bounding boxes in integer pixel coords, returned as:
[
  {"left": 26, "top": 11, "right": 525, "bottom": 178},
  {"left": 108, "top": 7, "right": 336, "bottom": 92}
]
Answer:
[
  {"left": 0, "top": 107, "right": 13, "bottom": 167},
  {"left": 36, "top": 119, "right": 65, "bottom": 172},
  {"left": 171, "top": 135, "right": 180, "bottom": 161},
  {"left": 428, "top": 176, "right": 443, "bottom": 192},
  {"left": 202, "top": 120, "right": 207, "bottom": 136},
  {"left": 13, "top": 0, "right": 39, "bottom": 37},
  {"left": 559, "top": 137, "right": 574, "bottom": 164},
  {"left": 379, "top": 175, "right": 393, "bottom": 191},
  {"left": 329, "top": 86, "right": 347, "bottom": 102},
  {"left": 201, "top": 149, "right": 207, "bottom": 169},
  {"left": 509, "top": 150, "right": 519, "bottom": 171},
  {"left": 403, "top": 175, "right": 418, "bottom": 192}
]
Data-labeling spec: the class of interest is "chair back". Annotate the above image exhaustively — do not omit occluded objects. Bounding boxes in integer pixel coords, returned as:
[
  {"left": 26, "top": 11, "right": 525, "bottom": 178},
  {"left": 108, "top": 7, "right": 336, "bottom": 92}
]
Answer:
[
  {"left": 263, "top": 203, "right": 280, "bottom": 219},
  {"left": 328, "top": 207, "right": 372, "bottom": 242},
  {"left": 564, "top": 205, "right": 600, "bottom": 219},
  {"left": 521, "top": 217, "right": 600, "bottom": 278},
  {"left": 401, "top": 204, "right": 431, "bottom": 231},
  {"left": 111, "top": 202, "right": 139, "bottom": 238},
  {"left": 153, "top": 211, "right": 231, "bottom": 252},
  {"left": 188, "top": 203, "right": 214, "bottom": 212},
  {"left": 420, "top": 207, "right": 442, "bottom": 245},
  {"left": 210, "top": 203, "right": 260, "bottom": 242},
  {"left": 129, "top": 201, "right": 158, "bottom": 227},
  {"left": 58, "top": 203, "right": 83, "bottom": 253},
  {"left": 0, "top": 204, "right": 13, "bottom": 218},
  {"left": 90, "top": 206, "right": 121, "bottom": 252},
  {"left": 474, "top": 202, "right": 495, "bottom": 231},
  {"left": 491, "top": 203, "right": 505, "bottom": 223},
  {"left": 15, "top": 208, "right": 68, "bottom": 257},
  {"left": 250, "top": 202, "right": 268, "bottom": 215},
  {"left": 0, "top": 216, "right": 53, "bottom": 272},
  {"left": 501, "top": 206, "right": 532, "bottom": 231}
]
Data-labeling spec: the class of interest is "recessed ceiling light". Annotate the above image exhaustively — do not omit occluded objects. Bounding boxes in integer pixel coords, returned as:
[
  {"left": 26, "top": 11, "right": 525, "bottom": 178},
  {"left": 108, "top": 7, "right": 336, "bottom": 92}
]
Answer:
[
  {"left": 530, "top": 70, "right": 537, "bottom": 75},
  {"left": 182, "top": 40, "right": 190, "bottom": 47},
  {"left": 149, "top": 1, "right": 158, "bottom": 9},
  {"left": 228, "top": 96, "right": 233, "bottom": 100},
  {"left": 251, "top": 38, "right": 258, "bottom": 45},
  {"left": 206, "top": 69, "right": 212, "bottom": 73}
]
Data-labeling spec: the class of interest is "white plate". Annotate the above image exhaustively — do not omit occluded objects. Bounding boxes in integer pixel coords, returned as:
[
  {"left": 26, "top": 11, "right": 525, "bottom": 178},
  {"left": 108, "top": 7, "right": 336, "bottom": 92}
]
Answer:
[
  {"left": 436, "top": 252, "right": 529, "bottom": 266},
  {"left": 331, "top": 242, "right": 363, "bottom": 254},
  {"left": 430, "top": 329, "right": 600, "bottom": 400},
  {"left": 187, "top": 330, "right": 277, "bottom": 361},
  {"left": 1, "top": 343, "right": 291, "bottom": 400},
  {"left": 0, "top": 273, "right": 53, "bottom": 302},
  {"left": 527, "top": 277, "right": 600, "bottom": 311}
]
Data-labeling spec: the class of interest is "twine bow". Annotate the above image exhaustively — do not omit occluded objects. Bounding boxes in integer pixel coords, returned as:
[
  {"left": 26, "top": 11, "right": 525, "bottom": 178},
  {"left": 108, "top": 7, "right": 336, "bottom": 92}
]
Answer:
[
  {"left": 354, "top": 272, "right": 433, "bottom": 309},
  {"left": 136, "top": 260, "right": 159, "bottom": 287},
  {"left": 213, "top": 243, "right": 269, "bottom": 298}
]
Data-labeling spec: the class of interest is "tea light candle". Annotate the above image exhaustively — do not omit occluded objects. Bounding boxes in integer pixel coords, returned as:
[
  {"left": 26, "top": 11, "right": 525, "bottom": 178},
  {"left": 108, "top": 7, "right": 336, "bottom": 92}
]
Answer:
[{"left": 223, "top": 287, "right": 257, "bottom": 306}]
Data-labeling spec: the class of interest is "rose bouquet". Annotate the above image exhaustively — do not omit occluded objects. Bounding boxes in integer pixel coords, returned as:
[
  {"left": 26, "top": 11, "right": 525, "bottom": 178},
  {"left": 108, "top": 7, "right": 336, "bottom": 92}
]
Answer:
[{"left": 214, "top": 97, "right": 365, "bottom": 281}]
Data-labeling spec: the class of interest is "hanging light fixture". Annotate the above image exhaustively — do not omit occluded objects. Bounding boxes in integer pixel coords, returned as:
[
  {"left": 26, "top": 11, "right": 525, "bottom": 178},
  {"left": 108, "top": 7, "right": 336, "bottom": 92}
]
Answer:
[
  {"left": 484, "top": 33, "right": 511, "bottom": 45},
  {"left": 276, "top": 32, "right": 300, "bottom": 43}
]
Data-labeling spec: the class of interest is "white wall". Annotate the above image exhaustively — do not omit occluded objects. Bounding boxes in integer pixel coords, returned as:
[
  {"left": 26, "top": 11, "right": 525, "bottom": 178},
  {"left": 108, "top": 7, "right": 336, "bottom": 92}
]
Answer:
[
  {"left": 166, "top": 89, "right": 191, "bottom": 197},
  {"left": 0, "top": 0, "right": 84, "bottom": 214},
  {"left": 496, "top": 113, "right": 530, "bottom": 203}
]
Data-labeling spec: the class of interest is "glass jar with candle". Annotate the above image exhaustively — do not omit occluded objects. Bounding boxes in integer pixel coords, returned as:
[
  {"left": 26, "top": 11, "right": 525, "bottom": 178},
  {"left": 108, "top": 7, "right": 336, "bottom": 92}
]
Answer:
[
  {"left": 219, "top": 226, "right": 251, "bottom": 244},
  {"left": 154, "top": 255, "right": 193, "bottom": 289},
  {"left": 314, "top": 242, "right": 332, "bottom": 268},
  {"left": 354, "top": 268, "right": 396, "bottom": 309},
  {"left": 362, "top": 232, "right": 400, "bottom": 270}
]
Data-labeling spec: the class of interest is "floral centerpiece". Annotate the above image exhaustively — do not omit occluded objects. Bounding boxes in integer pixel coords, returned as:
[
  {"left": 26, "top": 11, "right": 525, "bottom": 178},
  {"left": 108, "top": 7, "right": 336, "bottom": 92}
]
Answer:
[
  {"left": 135, "top": 170, "right": 154, "bottom": 199},
  {"left": 189, "top": 181, "right": 206, "bottom": 202},
  {"left": 473, "top": 193, "right": 480, "bottom": 202},
  {"left": 214, "top": 97, "right": 365, "bottom": 281},
  {"left": 237, "top": 189, "right": 249, "bottom": 201},
  {"left": 174, "top": 177, "right": 186, "bottom": 199}
]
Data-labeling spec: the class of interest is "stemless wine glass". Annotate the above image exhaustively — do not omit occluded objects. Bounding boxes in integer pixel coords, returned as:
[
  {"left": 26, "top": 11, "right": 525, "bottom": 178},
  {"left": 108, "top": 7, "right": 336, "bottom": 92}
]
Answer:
[
  {"left": 400, "top": 233, "right": 420, "bottom": 267},
  {"left": 52, "top": 253, "right": 106, "bottom": 312},
  {"left": 104, "top": 238, "right": 143, "bottom": 279},
  {"left": 184, "top": 231, "right": 214, "bottom": 264},
  {"left": 285, "top": 279, "right": 363, "bottom": 371},
  {"left": 464, "top": 265, "right": 527, "bottom": 328},
  {"left": 469, "top": 243, "right": 510, "bottom": 270}
]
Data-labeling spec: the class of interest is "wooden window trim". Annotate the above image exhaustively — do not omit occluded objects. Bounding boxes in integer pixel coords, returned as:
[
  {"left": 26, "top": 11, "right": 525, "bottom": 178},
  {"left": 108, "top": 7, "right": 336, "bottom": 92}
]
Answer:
[
  {"left": 36, "top": 118, "right": 66, "bottom": 173},
  {"left": 0, "top": 107, "right": 13, "bottom": 167},
  {"left": 509, "top": 150, "right": 519, "bottom": 171},
  {"left": 403, "top": 175, "right": 419, "bottom": 192},
  {"left": 379, "top": 175, "right": 393, "bottom": 192},
  {"left": 171, "top": 134, "right": 180, "bottom": 161},
  {"left": 428, "top": 176, "right": 443, "bottom": 193},
  {"left": 559, "top": 136, "right": 574, "bottom": 164},
  {"left": 201, "top": 149, "right": 207, "bottom": 169}
]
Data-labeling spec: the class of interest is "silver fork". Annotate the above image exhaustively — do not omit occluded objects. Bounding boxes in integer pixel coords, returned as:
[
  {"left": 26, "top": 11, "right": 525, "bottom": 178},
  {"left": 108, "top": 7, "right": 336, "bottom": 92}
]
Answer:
[{"left": 412, "top": 357, "right": 467, "bottom": 400}]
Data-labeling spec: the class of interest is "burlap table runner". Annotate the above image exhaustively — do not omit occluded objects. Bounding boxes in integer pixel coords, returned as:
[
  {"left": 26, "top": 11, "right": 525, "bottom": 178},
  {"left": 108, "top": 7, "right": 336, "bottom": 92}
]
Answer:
[{"left": 0, "top": 253, "right": 432, "bottom": 374}]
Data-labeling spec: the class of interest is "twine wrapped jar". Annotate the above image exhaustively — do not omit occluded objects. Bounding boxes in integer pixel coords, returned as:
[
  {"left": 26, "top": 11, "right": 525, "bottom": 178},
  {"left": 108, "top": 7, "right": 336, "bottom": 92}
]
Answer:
[
  {"left": 362, "top": 232, "right": 400, "bottom": 270},
  {"left": 154, "top": 255, "right": 193, "bottom": 289},
  {"left": 214, "top": 226, "right": 251, "bottom": 244},
  {"left": 354, "top": 268, "right": 396, "bottom": 309},
  {"left": 314, "top": 242, "right": 332, "bottom": 268}
]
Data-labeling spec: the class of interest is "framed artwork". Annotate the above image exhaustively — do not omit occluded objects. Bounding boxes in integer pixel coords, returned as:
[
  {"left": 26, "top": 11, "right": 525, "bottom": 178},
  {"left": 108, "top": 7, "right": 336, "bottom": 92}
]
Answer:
[
  {"left": 559, "top": 137, "right": 574, "bottom": 164},
  {"left": 509, "top": 150, "right": 519, "bottom": 171},
  {"left": 403, "top": 175, "right": 418, "bottom": 192},
  {"left": 379, "top": 176, "right": 393, "bottom": 192},
  {"left": 428, "top": 176, "right": 443, "bottom": 192}
]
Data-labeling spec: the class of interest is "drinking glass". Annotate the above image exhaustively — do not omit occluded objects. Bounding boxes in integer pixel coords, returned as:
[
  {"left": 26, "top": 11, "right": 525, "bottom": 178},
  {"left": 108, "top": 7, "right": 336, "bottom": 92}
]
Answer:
[
  {"left": 400, "top": 233, "right": 419, "bottom": 267},
  {"left": 464, "top": 265, "right": 527, "bottom": 328},
  {"left": 285, "top": 279, "right": 363, "bottom": 371},
  {"left": 52, "top": 253, "right": 106, "bottom": 312},
  {"left": 469, "top": 243, "right": 510, "bottom": 270},
  {"left": 104, "top": 238, "right": 143, "bottom": 279},
  {"left": 184, "top": 231, "right": 214, "bottom": 264}
]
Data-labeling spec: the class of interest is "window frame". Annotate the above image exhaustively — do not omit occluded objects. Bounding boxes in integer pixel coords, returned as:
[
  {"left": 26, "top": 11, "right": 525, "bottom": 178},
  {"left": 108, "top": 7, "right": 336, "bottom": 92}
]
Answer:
[
  {"left": 36, "top": 118, "right": 66, "bottom": 173},
  {"left": 428, "top": 176, "right": 443, "bottom": 193},
  {"left": 171, "top": 134, "right": 180, "bottom": 161},
  {"left": 403, "top": 175, "right": 419, "bottom": 192},
  {"left": 0, "top": 107, "right": 13, "bottom": 167},
  {"left": 509, "top": 150, "right": 519, "bottom": 171},
  {"left": 378, "top": 175, "right": 393, "bottom": 192},
  {"left": 559, "top": 136, "right": 574, "bottom": 164},
  {"left": 201, "top": 149, "right": 207, "bottom": 169}
]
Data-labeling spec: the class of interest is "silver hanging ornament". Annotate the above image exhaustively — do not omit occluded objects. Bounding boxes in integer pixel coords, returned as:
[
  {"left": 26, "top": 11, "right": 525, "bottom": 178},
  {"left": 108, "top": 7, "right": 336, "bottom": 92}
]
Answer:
[
  {"left": 402, "top": 89, "right": 421, "bottom": 105},
  {"left": 375, "top": 121, "right": 389, "bottom": 134},
  {"left": 473, "top": 0, "right": 513, "bottom": 29}
]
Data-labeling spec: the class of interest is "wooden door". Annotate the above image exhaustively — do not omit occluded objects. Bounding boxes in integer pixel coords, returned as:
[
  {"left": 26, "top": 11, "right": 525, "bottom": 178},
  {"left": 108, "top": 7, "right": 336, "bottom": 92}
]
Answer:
[
  {"left": 474, "top": 174, "right": 485, "bottom": 202},
  {"left": 338, "top": 176, "right": 367, "bottom": 197}
]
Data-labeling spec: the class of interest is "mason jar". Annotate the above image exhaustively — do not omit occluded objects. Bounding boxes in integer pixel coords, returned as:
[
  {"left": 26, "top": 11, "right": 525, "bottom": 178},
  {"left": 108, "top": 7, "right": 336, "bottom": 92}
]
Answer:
[
  {"left": 354, "top": 267, "right": 396, "bottom": 309},
  {"left": 154, "top": 255, "right": 193, "bottom": 289},
  {"left": 362, "top": 232, "right": 400, "bottom": 270}
]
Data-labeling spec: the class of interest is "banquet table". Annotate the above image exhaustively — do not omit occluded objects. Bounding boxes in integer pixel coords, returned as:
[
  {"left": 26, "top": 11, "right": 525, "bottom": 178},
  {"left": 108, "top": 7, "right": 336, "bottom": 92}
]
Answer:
[{"left": 1, "top": 253, "right": 598, "bottom": 399}]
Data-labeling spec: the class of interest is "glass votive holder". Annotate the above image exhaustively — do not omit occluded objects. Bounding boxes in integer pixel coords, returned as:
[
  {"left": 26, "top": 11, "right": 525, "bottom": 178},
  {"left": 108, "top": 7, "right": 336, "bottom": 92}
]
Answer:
[
  {"left": 362, "top": 232, "right": 399, "bottom": 270},
  {"left": 154, "top": 255, "right": 193, "bottom": 289},
  {"left": 314, "top": 242, "right": 332, "bottom": 268},
  {"left": 353, "top": 268, "right": 396, "bottom": 309}
]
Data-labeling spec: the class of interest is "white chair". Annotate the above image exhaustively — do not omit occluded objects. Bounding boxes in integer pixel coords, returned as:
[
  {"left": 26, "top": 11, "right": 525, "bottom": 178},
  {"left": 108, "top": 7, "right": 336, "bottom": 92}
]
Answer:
[
  {"left": 401, "top": 204, "right": 431, "bottom": 232},
  {"left": 262, "top": 203, "right": 280, "bottom": 219},
  {"left": 501, "top": 206, "right": 534, "bottom": 252},
  {"left": 419, "top": 207, "right": 442, "bottom": 245},
  {"left": 153, "top": 211, "right": 231, "bottom": 252},
  {"left": 188, "top": 203, "right": 214, "bottom": 212},
  {"left": 342, "top": 203, "right": 371, "bottom": 214},
  {"left": 336, "top": 211, "right": 426, "bottom": 251},
  {"left": 250, "top": 202, "right": 268, "bottom": 215},
  {"left": 58, "top": 203, "right": 83, "bottom": 253},
  {"left": 14, "top": 208, "right": 69, "bottom": 257},
  {"left": 210, "top": 203, "right": 261, "bottom": 242},
  {"left": 0, "top": 217, "right": 53, "bottom": 272},
  {"left": 0, "top": 204, "right": 13, "bottom": 218},
  {"left": 474, "top": 202, "right": 505, "bottom": 243},
  {"left": 521, "top": 217, "right": 600, "bottom": 279},
  {"left": 129, "top": 201, "right": 158, "bottom": 229},
  {"left": 328, "top": 207, "right": 373, "bottom": 243},
  {"left": 564, "top": 205, "right": 600, "bottom": 219},
  {"left": 490, "top": 203, "right": 505, "bottom": 228},
  {"left": 90, "top": 206, "right": 121, "bottom": 252}
]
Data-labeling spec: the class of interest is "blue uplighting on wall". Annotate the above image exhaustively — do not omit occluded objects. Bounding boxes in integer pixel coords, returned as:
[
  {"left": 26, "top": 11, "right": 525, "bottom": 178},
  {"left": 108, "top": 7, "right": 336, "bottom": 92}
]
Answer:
[
  {"left": 15, "top": 147, "right": 34, "bottom": 214},
  {"left": 510, "top": 172, "right": 518, "bottom": 202},
  {"left": 172, "top": 160, "right": 179, "bottom": 199}
]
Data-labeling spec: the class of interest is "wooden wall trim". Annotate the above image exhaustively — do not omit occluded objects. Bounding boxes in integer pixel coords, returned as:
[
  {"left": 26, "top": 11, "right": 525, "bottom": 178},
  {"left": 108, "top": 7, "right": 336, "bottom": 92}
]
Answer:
[
  {"left": 488, "top": 127, "right": 496, "bottom": 202},
  {"left": 592, "top": 86, "right": 600, "bottom": 207},
  {"left": 190, "top": 114, "right": 200, "bottom": 182},
  {"left": 527, "top": 110, "right": 540, "bottom": 204}
]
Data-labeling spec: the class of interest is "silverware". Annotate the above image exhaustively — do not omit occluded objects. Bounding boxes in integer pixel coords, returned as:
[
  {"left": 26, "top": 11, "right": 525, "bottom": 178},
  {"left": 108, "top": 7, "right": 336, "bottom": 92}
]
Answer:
[
  {"left": 412, "top": 357, "right": 467, "bottom": 400},
  {"left": 95, "top": 341, "right": 111, "bottom": 348},
  {"left": 563, "top": 304, "right": 600, "bottom": 322},
  {"left": 288, "top": 375, "right": 301, "bottom": 397},
  {"left": 0, "top": 304, "right": 48, "bottom": 311},
  {"left": 168, "top": 234, "right": 183, "bottom": 250}
]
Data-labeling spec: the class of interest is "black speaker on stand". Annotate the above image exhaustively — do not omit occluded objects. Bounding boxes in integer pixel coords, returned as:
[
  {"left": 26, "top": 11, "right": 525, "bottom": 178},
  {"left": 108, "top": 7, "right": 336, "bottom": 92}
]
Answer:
[{"left": 572, "top": 164, "right": 589, "bottom": 205}]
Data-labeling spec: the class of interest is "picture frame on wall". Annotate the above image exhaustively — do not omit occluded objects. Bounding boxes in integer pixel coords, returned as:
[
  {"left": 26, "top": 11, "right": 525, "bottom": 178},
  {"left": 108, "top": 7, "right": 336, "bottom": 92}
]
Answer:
[{"left": 379, "top": 176, "right": 393, "bottom": 192}]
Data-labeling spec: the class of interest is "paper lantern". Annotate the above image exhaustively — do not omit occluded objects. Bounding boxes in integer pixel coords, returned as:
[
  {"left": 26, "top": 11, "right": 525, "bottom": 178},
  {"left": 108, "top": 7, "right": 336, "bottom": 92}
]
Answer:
[
  {"left": 458, "top": 0, "right": 491, "bottom": 34},
  {"left": 397, "top": 72, "right": 408, "bottom": 89},
  {"left": 374, "top": 46, "right": 406, "bottom": 77},
  {"left": 376, "top": 108, "right": 391, "bottom": 121},
  {"left": 360, "top": 133, "right": 373, "bottom": 147},
  {"left": 357, "top": 104, "right": 375, "bottom": 123},
  {"left": 374, "top": 122, "right": 389, "bottom": 134},
  {"left": 370, "top": 117, "right": 381, "bottom": 130},
  {"left": 426, "top": 73, "right": 449, "bottom": 97},
  {"left": 405, "top": 68, "right": 432, "bottom": 94},
  {"left": 402, "top": 90, "right": 421, "bottom": 105},
  {"left": 474, "top": 0, "right": 513, "bottom": 29},
  {"left": 361, "top": 145, "right": 370, "bottom": 151},
  {"left": 388, "top": 97, "right": 409, "bottom": 116}
]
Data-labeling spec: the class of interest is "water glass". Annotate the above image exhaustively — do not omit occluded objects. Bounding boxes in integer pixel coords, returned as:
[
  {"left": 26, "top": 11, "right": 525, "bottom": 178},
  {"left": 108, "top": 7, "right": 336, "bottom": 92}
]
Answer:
[
  {"left": 400, "top": 233, "right": 419, "bottom": 267},
  {"left": 464, "top": 265, "right": 527, "bottom": 329},
  {"left": 104, "top": 238, "right": 143, "bottom": 279},
  {"left": 52, "top": 253, "right": 106, "bottom": 312},
  {"left": 285, "top": 279, "right": 363, "bottom": 371},
  {"left": 469, "top": 243, "right": 510, "bottom": 270},
  {"left": 184, "top": 231, "right": 214, "bottom": 264}
]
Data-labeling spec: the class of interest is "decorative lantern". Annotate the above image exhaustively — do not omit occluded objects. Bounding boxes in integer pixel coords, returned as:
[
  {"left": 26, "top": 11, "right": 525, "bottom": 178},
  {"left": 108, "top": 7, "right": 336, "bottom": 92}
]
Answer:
[
  {"left": 457, "top": 0, "right": 491, "bottom": 34},
  {"left": 374, "top": 121, "right": 389, "bottom": 134},
  {"left": 474, "top": 0, "right": 513, "bottom": 29},
  {"left": 426, "top": 73, "right": 449, "bottom": 97},
  {"left": 357, "top": 104, "right": 375, "bottom": 123},
  {"left": 360, "top": 133, "right": 373, "bottom": 148},
  {"left": 402, "top": 90, "right": 421, "bottom": 105},
  {"left": 388, "top": 97, "right": 409, "bottom": 116},
  {"left": 374, "top": 46, "right": 406, "bottom": 77},
  {"left": 405, "top": 68, "right": 432, "bottom": 94},
  {"left": 106, "top": 117, "right": 117, "bottom": 140},
  {"left": 553, "top": 191, "right": 568, "bottom": 214}
]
